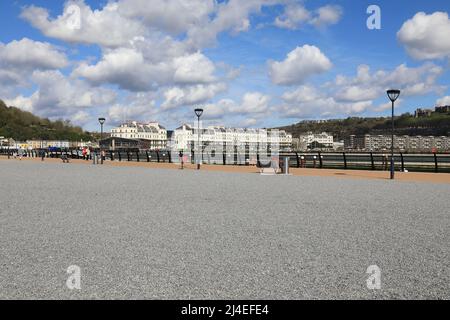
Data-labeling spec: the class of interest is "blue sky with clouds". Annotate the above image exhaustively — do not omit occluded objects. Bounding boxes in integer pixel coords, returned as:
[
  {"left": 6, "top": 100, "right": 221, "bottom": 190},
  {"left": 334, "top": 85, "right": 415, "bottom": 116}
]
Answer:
[{"left": 1, "top": 0, "right": 450, "bottom": 131}]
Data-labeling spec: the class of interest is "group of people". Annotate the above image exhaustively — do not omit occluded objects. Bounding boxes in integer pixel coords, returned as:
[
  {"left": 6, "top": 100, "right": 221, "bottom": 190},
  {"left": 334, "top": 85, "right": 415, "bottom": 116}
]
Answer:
[{"left": 81, "top": 147, "right": 92, "bottom": 160}]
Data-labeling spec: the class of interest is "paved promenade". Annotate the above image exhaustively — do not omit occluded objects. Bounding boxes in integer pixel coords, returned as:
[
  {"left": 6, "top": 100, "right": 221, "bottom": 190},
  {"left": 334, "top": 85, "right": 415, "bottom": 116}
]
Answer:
[
  {"left": 2, "top": 156, "right": 450, "bottom": 184},
  {"left": 0, "top": 159, "right": 449, "bottom": 299}
]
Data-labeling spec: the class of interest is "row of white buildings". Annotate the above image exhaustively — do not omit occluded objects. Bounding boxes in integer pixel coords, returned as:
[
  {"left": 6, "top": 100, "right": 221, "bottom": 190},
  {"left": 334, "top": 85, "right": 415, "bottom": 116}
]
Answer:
[
  {"left": 345, "top": 134, "right": 450, "bottom": 152},
  {"left": 109, "top": 121, "right": 293, "bottom": 151},
  {"left": 110, "top": 121, "right": 167, "bottom": 150},
  {"left": 296, "top": 132, "right": 335, "bottom": 150}
]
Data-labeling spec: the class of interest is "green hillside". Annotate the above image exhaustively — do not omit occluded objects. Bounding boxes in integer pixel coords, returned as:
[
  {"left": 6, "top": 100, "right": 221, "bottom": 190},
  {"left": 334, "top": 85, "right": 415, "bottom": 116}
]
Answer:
[
  {"left": 0, "top": 99, "right": 93, "bottom": 141},
  {"left": 278, "top": 113, "right": 450, "bottom": 140}
]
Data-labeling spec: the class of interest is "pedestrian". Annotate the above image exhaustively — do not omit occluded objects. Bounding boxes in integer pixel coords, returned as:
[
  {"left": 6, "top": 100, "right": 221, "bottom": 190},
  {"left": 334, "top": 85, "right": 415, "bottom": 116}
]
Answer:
[
  {"left": 86, "top": 148, "right": 91, "bottom": 161},
  {"left": 101, "top": 150, "right": 106, "bottom": 164},
  {"left": 41, "top": 149, "right": 45, "bottom": 161},
  {"left": 179, "top": 150, "right": 184, "bottom": 169},
  {"left": 383, "top": 153, "right": 388, "bottom": 171}
]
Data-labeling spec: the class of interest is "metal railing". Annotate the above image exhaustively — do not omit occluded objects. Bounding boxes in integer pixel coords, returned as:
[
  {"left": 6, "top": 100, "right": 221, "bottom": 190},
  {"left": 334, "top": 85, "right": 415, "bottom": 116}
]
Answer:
[{"left": 1, "top": 148, "right": 449, "bottom": 173}]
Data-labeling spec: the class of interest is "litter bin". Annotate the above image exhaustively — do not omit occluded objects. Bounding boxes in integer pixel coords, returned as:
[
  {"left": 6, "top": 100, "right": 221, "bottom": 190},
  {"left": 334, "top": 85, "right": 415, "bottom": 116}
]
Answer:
[{"left": 280, "top": 156, "right": 290, "bottom": 175}]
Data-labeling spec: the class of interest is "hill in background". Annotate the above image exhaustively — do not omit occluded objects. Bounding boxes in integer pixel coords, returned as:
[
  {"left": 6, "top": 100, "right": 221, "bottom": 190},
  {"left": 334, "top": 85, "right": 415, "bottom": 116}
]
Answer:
[
  {"left": 0, "top": 99, "right": 93, "bottom": 141},
  {"left": 278, "top": 113, "right": 450, "bottom": 140}
]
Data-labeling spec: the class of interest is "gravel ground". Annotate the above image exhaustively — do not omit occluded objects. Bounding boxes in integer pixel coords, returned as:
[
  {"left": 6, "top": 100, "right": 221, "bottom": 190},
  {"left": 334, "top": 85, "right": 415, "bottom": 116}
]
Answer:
[{"left": 0, "top": 160, "right": 449, "bottom": 300}]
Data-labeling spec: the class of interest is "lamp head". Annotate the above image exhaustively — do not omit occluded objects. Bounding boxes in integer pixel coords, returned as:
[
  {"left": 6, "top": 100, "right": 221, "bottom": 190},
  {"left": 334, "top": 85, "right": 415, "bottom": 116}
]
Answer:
[
  {"left": 98, "top": 117, "right": 106, "bottom": 125},
  {"left": 194, "top": 108, "right": 203, "bottom": 118},
  {"left": 387, "top": 89, "right": 400, "bottom": 102}
]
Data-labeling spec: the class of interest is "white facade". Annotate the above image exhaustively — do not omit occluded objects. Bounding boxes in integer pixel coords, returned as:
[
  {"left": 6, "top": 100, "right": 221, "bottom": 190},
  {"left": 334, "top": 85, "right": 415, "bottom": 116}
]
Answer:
[
  {"left": 172, "top": 124, "right": 292, "bottom": 151},
  {"left": 345, "top": 134, "right": 450, "bottom": 151},
  {"left": 298, "top": 132, "right": 334, "bottom": 150},
  {"left": 111, "top": 121, "right": 167, "bottom": 150}
]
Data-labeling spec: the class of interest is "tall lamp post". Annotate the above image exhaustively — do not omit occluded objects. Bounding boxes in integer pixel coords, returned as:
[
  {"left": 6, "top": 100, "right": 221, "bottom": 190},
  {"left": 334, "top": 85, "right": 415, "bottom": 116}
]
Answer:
[
  {"left": 194, "top": 108, "right": 203, "bottom": 170},
  {"left": 386, "top": 89, "right": 400, "bottom": 180},
  {"left": 98, "top": 117, "right": 106, "bottom": 142},
  {"left": 98, "top": 117, "right": 106, "bottom": 164}
]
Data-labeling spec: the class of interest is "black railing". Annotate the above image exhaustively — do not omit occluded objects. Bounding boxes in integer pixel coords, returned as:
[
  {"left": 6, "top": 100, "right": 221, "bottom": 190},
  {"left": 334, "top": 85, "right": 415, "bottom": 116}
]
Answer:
[{"left": 1, "top": 148, "right": 450, "bottom": 173}]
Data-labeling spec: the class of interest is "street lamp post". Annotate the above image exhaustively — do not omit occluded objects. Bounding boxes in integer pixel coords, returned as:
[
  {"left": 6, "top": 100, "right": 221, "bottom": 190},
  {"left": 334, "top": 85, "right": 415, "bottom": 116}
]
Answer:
[
  {"left": 387, "top": 89, "right": 400, "bottom": 180},
  {"left": 98, "top": 117, "right": 106, "bottom": 164},
  {"left": 194, "top": 108, "right": 203, "bottom": 170}
]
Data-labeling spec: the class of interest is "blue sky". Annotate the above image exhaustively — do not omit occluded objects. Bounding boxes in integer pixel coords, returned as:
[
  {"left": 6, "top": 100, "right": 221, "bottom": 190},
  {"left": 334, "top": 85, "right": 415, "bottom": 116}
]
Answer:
[{"left": 1, "top": 0, "right": 450, "bottom": 131}]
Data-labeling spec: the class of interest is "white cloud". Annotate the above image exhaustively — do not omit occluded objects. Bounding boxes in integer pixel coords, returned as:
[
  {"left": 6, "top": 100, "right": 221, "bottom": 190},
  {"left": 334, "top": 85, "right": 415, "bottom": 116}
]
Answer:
[
  {"left": 5, "top": 70, "right": 117, "bottom": 119},
  {"left": 0, "top": 38, "right": 68, "bottom": 70},
  {"left": 21, "top": 0, "right": 279, "bottom": 50},
  {"left": 279, "top": 62, "right": 445, "bottom": 119},
  {"left": 269, "top": 45, "right": 332, "bottom": 85},
  {"left": 118, "top": 0, "right": 215, "bottom": 35},
  {"left": 21, "top": 1, "right": 145, "bottom": 48},
  {"left": 274, "top": 3, "right": 311, "bottom": 30},
  {"left": 281, "top": 85, "right": 320, "bottom": 103},
  {"left": 202, "top": 92, "right": 271, "bottom": 120},
  {"left": 335, "top": 86, "right": 379, "bottom": 102},
  {"left": 73, "top": 47, "right": 169, "bottom": 91},
  {"left": 161, "top": 83, "right": 227, "bottom": 110},
  {"left": 173, "top": 52, "right": 216, "bottom": 84},
  {"left": 398, "top": 12, "right": 450, "bottom": 60},
  {"left": 186, "top": 0, "right": 280, "bottom": 48},
  {"left": 436, "top": 96, "right": 450, "bottom": 106},
  {"left": 3, "top": 95, "right": 35, "bottom": 113},
  {"left": 310, "top": 5, "right": 343, "bottom": 28},
  {"left": 274, "top": 3, "right": 342, "bottom": 30},
  {"left": 73, "top": 47, "right": 218, "bottom": 92},
  {"left": 239, "top": 92, "right": 271, "bottom": 114}
]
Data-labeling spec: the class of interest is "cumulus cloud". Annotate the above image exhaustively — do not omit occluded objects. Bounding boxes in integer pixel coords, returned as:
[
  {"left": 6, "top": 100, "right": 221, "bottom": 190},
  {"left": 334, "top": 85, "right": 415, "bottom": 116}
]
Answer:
[
  {"left": 274, "top": 3, "right": 342, "bottom": 30},
  {"left": 118, "top": 0, "right": 215, "bottom": 35},
  {"left": 73, "top": 48, "right": 217, "bottom": 92},
  {"left": 21, "top": 1, "right": 145, "bottom": 48},
  {"left": 108, "top": 95, "right": 158, "bottom": 125},
  {"left": 161, "top": 83, "right": 227, "bottom": 110},
  {"left": 278, "top": 62, "right": 446, "bottom": 119},
  {"left": 5, "top": 70, "right": 116, "bottom": 119},
  {"left": 269, "top": 45, "right": 332, "bottom": 85},
  {"left": 436, "top": 96, "right": 450, "bottom": 106},
  {"left": 310, "top": 5, "right": 343, "bottom": 28},
  {"left": 398, "top": 12, "right": 450, "bottom": 60},
  {"left": 0, "top": 38, "right": 68, "bottom": 70},
  {"left": 186, "top": 0, "right": 279, "bottom": 48},
  {"left": 274, "top": 3, "right": 311, "bottom": 30},
  {"left": 202, "top": 92, "right": 271, "bottom": 120},
  {"left": 21, "top": 0, "right": 279, "bottom": 49},
  {"left": 3, "top": 95, "right": 36, "bottom": 113}
]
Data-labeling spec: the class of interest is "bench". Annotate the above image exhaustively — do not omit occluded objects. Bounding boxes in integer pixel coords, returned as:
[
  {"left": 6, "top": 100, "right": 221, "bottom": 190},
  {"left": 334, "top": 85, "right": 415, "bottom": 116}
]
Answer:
[
  {"left": 61, "top": 154, "right": 70, "bottom": 163},
  {"left": 257, "top": 160, "right": 279, "bottom": 175}
]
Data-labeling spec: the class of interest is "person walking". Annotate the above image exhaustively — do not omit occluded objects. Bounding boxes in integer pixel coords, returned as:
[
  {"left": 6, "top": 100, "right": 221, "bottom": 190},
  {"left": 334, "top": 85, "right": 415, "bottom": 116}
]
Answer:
[
  {"left": 179, "top": 150, "right": 184, "bottom": 169},
  {"left": 41, "top": 149, "right": 45, "bottom": 161},
  {"left": 86, "top": 148, "right": 91, "bottom": 161}
]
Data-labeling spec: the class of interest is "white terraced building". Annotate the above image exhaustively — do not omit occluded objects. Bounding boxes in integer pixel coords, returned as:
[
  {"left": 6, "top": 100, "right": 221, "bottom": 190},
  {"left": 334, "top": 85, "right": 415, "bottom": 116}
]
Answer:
[
  {"left": 110, "top": 121, "right": 167, "bottom": 150},
  {"left": 298, "top": 132, "right": 334, "bottom": 150},
  {"left": 172, "top": 124, "right": 292, "bottom": 151}
]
